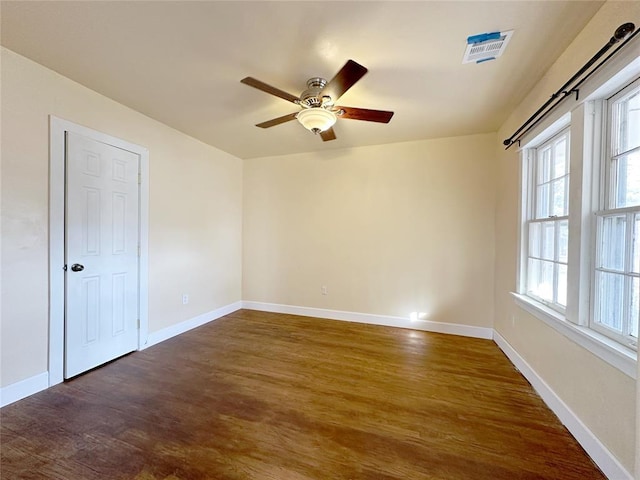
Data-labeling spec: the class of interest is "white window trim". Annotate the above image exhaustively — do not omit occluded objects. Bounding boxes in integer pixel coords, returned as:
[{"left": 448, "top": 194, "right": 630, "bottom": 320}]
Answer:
[{"left": 514, "top": 36, "right": 640, "bottom": 379}]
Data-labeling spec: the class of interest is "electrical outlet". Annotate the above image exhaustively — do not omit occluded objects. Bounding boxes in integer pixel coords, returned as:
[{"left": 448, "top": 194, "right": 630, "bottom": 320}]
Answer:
[
  {"left": 321, "top": 285, "right": 328, "bottom": 295},
  {"left": 182, "top": 294, "right": 189, "bottom": 305}
]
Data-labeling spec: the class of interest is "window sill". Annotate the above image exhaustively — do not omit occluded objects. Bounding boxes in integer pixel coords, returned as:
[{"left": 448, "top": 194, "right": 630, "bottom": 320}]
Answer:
[{"left": 510, "top": 292, "right": 637, "bottom": 379}]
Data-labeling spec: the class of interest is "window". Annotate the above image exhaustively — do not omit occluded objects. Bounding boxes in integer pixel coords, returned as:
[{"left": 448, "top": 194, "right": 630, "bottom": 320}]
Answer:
[
  {"left": 516, "top": 54, "right": 639, "bottom": 377},
  {"left": 593, "top": 79, "right": 640, "bottom": 348},
  {"left": 524, "top": 129, "right": 570, "bottom": 311}
]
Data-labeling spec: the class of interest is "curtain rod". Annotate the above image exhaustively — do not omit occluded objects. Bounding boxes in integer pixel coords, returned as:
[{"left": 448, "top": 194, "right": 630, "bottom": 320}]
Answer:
[{"left": 503, "top": 22, "right": 637, "bottom": 150}]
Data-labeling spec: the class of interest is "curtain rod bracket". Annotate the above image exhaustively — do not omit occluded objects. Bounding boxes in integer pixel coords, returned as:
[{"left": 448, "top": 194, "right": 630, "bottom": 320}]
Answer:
[
  {"left": 504, "top": 138, "right": 520, "bottom": 150},
  {"left": 561, "top": 88, "right": 580, "bottom": 101}
]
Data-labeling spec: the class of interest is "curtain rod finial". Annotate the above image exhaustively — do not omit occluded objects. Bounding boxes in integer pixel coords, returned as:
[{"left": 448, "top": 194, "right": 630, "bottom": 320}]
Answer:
[{"left": 614, "top": 23, "right": 635, "bottom": 41}]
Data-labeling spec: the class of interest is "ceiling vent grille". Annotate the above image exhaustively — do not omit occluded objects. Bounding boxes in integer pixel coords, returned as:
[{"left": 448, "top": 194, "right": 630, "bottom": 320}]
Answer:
[{"left": 463, "top": 30, "right": 513, "bottom": 64}]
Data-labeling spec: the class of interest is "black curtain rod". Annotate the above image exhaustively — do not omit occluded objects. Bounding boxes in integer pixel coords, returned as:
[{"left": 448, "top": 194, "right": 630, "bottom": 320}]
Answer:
[{"left": 503, "top": 22, "right": 637, "bottom": 150}]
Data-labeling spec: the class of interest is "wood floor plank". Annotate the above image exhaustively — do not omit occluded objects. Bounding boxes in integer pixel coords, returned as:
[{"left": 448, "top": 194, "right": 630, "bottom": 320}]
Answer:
[{"left": 1, "top": 310, "right": 605, "bottom": 479}]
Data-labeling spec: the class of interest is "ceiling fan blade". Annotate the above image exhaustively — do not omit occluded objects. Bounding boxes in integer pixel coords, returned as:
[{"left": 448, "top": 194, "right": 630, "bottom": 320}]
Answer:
[
  {"left": 255, "top": 112, "right": 299, "bottom": 128},
  {"left": 337, "top": 107, "right": 394, "bottom": 123},
  {"left": 322, "top": 60, "right": 368, "bottom": 103},
  {"left": 241, "top": 77, "right": 300, "bottom": 104},
  {"left": 320, "top": 127, "right": 337, "bottom": 142}
]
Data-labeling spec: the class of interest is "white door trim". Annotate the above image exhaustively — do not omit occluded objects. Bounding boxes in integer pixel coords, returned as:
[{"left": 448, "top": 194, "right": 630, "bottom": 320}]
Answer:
[{"left": 49, "top": 116, "right": 149, "bottom": 386}]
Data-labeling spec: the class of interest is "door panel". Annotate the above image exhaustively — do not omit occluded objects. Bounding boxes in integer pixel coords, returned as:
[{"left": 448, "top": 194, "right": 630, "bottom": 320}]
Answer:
[{"left": 65, "top": 131, "right": 139, "bottom": 378}]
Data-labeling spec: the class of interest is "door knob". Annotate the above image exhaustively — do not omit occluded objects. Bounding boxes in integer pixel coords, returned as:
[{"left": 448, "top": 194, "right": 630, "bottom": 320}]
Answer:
[{"left": 71, "top": 264, "right": 85, "bottom": 272}]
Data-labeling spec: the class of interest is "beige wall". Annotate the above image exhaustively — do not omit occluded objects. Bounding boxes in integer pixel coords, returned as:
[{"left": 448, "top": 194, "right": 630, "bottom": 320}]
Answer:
[
  {"left": 2, "top": 1, "right": 638, "bottom": 475},
  {"left": 494, "top": 1, "right": 639, "bottom": 475},
  {"left": 243, "top": 134, "right": 496, "bottom": 327},
  {"left": 0, "top": 47, "right": 243, "bottom": 387}
]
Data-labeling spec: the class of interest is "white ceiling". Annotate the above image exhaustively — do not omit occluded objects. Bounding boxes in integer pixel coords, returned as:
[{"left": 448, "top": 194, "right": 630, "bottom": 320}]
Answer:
[{"left": 1, "top": 1, "right": 605, "bottom": 159}]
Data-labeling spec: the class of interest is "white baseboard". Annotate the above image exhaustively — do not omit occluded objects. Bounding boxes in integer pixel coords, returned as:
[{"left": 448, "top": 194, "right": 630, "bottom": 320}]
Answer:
[
  {"left": 242, "top": 301, "right": 494, "bottom": 339},
  {"left": 144, "top": 301, "right": 242, "bottom": 349},
  {"left": 493, "top": 331, "right": 632, "bottom": 480},
  {"left": 0, "top": 372, "right": 49, "bottom": 408}
]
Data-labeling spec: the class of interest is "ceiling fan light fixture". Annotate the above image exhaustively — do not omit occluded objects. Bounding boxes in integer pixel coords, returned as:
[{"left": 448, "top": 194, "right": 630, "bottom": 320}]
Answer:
[{"left": 297, "top": 108, "right": 337, "bottom": 134}]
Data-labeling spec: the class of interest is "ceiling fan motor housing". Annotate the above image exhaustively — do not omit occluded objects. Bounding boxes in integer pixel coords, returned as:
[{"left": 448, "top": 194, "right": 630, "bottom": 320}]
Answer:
[{"left": 300, "top": 77, "right": 331, "bottom": 108}]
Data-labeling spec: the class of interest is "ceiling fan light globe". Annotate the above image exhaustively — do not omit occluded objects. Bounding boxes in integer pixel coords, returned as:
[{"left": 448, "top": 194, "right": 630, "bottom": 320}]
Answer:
[{"left": 297, "top": 108, "right": 337, "bottom": 133}]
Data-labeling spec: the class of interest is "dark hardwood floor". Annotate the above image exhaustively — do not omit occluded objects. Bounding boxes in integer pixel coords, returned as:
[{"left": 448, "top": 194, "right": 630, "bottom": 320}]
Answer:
[{"left": 1, "top": 309, "right": 604, "bottom": 479}]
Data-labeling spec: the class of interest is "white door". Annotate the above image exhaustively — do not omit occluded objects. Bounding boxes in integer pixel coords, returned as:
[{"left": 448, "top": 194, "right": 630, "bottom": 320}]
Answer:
[{"left": 65, "top": 131, "right": 140, "bottom": 378}]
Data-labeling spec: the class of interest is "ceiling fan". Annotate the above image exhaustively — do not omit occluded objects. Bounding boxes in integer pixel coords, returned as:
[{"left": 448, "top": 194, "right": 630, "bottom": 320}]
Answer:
[{"left": 241, "top": 60, "right": 394, "bottom": 142}]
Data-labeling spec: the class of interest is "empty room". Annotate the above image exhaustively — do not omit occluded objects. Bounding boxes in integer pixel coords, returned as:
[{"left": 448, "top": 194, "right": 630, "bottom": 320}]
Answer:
[{"left": 1, "top": 1, "right": 639, "bottom": 479}]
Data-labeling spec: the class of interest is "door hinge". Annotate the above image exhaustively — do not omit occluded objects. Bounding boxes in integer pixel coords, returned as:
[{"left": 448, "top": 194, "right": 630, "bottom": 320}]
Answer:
[
  {"left": 138, "top": 245, "right": 141, "bottom": 257},
  {"left": 138, "top": 173, "right": 142, "bottom": 185},
  {"left": 137, "top": 318, "right": 140, "bottom": 328}
]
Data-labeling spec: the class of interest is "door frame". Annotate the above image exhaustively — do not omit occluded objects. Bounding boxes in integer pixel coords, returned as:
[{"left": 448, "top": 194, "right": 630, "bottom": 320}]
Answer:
[{"left": 49, "top": 116, "right": 149, "bottom": 386}]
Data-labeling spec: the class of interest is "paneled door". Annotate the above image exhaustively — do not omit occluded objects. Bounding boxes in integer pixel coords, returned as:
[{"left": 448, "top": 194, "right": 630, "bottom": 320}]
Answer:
[{"left": 64, "top": 131, "right": 140, "bottom": 378}]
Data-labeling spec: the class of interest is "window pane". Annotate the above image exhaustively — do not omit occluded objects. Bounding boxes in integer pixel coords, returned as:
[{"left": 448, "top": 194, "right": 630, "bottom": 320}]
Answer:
[
  {"left": 633, "top": 214, "right": 640, "bottom": 274},
  {"left": 529, "top": 222, "right": 541, "bottom": 258},
  {"left": 612, "top": 151, "right": 640, "bottom": 208},
  {"left": 536, "top": 184, "right": 549, "bottom": 218},
  {"left": 628, "top": 90, "right": 640, "bottom": 152},
  {"left": 541, "top": 221, "right": 555, "bottom": 261},
  {"left": 600, "top": 215, "right": 626, "bottom": 271},
  {"left": 553, "top": 137, "right": 567, "bottom": 178},
  {"left": 551, "top": 178, "right": 567, "bottom": 216},
  {"left": 538, "top": 260, "right": 554, "bottom": 302},
  {"left": 527, "top": 258, "right": 554, "bottom": 303},
  {"left": 631, "top": 277, "right": 639, "bottom": 339},
  {"left": 596, "top": 271, "right": 624, "bottom": 332},
  {"left": 557, "top": 264, "right": 567, "bottom": 307},
  {"left": 558, "top": 220, "right": 568, "bottom": 263},
  {"left": 527, "top": 258, "right": 540, "bottom": 296},
  {"left": 538, "top": 147, "right": 551, "bottom": 184},
  {"left": 613, "top": 89, "right": 640, "bottom": 155}
]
